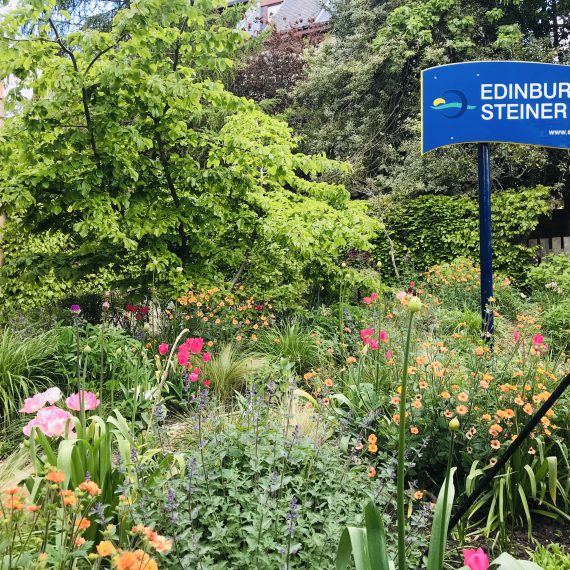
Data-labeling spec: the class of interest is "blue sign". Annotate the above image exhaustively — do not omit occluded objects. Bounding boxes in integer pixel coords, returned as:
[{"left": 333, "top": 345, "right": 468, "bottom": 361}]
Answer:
[{"left": 421, "top": 61, "right": 570, "bottom": 153}]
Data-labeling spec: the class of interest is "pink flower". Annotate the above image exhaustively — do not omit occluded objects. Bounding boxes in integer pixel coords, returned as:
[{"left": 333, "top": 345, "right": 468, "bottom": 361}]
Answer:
[
  {"left": 532, "top": 334, "right": 544, "bottom": 346},
  {"left": 410, "top": 281, "right": 415, "bottom": 288},
  {"left": 189, "top": 373, "right": 199, "bottom": 383},
  {"left": 362, "top": 297, "right": 372, "bottom": 305},
  {"left": 203, "top": 379, "right": 211, "bottom": 388},
  {"left": 385, "top": 351, "right": 393, "bottom": 360},
  {"left": 360, "top": 328, "right": 375, "bottom": 344},
  {"left": 370, "top": 339, "right": 379, "bottom": 350},
  {"left": 463, "top": 548, "right": 489, "bottom": 570},
  {"left": 513, "top": 331, "right": 520, "bottom": 342},
  {"left": 370, "top": 292, "right": 378, "bottom": 301},
  {"left": 178, "top": 347, "right": 189, "bottom": 366},
  {"left": 20, "top": 388, "right": 62, "bottom": 414},
  {"left": 65, "top": 391, "right": 100, "bottom": 411},
  {"left": 379, "top": 330, "right": 388, "bottom": 342},
  {"left": 23, "top": 406, "right": 75, "bottom": 438},
  {"left": 184, "top": 338, "right": 204, "bottom": 354},
  {"left": 255, "top": 304, "right": 263, "bottom": 311},
  {"left": 193, "top": 367, "right": 201, "bottom": 374},
  {"left": 158, "top": 343, "right": 169, "bottom": 356},
  {"left": 202, "top": 352, "right": 212, "bottom": 363},
  {"left": 396, "top": 291, "right": 407, "bottom": 302}
]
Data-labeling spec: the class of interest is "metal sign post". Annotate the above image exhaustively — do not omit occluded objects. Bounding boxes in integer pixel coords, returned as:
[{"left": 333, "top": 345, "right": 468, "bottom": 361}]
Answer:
[{"left": 477, "top": 143, "right": 494, "bottom": 342}]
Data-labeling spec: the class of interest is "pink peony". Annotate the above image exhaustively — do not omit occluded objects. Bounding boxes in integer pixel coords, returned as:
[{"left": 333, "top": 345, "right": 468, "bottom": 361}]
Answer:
[
  {"left": 202, "top": 352, "right": 211, "bottom": 363},
  {"left": 360, "top": 328, "right": 375, "bottom": 344},
  {"left": 513, "top": 330, "right": 520, "bottom": 342},
  {"left": 23, "top": 406, "right": 75, "bottom": 438},
  {"left": 184, "top": 337, "right": 204, "bottom": 354},
  {"left": 158, "top": 343, "right": 169, "bottom": 356},
  {"left": 379, "top": 330, "right": 388, "bottom": 343},
  {"left": 65, "top": 391, "right": 100, "bottom": 411},
  {"left": 20, "top": 387, "right": 62, "bottom": 414},
  {"left": 532, "top": 334, "right": 544, "bottom": 346},
  {"left": 370, "top": 339, "right": 379, "bottom": 350},
  {"left": 463, "top": 548, "right": 489, "bottom": 570}
]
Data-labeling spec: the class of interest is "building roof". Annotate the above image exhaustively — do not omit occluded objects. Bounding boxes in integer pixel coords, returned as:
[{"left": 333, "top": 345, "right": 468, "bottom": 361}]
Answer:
[{"left": 273, "top": 0, "right": 330, "bottom": 32}]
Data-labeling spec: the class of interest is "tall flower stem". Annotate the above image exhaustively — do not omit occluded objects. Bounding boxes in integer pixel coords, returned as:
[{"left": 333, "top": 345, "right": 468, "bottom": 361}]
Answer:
[
  {"left": 397, "top": 311, "right": 415, "bottom": 570},
  {"left": 99, "top": 316, "right": 105, "bottom": 405},
  {"left": 439, "top": 430, "right": 455, "bottom": 569}
]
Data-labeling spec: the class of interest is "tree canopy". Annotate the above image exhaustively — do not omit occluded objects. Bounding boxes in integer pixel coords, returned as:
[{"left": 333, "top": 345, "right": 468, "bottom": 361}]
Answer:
[{"left": 0, "top": 0, "right": 380, "bottom": 308}]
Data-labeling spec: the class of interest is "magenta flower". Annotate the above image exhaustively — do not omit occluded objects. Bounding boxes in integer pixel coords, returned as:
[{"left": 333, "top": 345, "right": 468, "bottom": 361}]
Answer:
[
  {"left": 203, "top": 379, "right": 211, "bottom": 387},
  {"left": 65, "top": 391, "right": 100, "bottom": 411},
  {"left": 20, "top": 387, "right": 62, "bottom": 414},
  {"left": 70, "top": 304, "right": 81, "bottom": 315},
  {"left": 360, "top": 328, "right": 375, "bottom": 345},
  {"left": 184, "top": 337, "right": 204, "bottom": 354},
  {"left": 385, "top": 350, "right": 393, "bottom": 360},
  {"left": 178, "top": 347, "right": 189, "bottom": 366},
  {"left": 158, "top": 343, "right": 169, "bottom": 356},
  {"left": 532, "top": 334, "right": 544, "bottom": 346},
  {"left": 370, "top": 339, "right": 379, "bottom": 350},
  {"left": 513, "top": 330, "right": 521, "bottom": 342},
  {"left": 23, "top": 406, "right": 75, "bottom": 438},
  {"left": 463, "top": 548, "right": 489, "bottom": 570},
  {"left": 189, "top": 373, "right": 199, "bottom": 382},
  {"left": 379, "top": 330, "right": 388, "bottom": 342},
  {"left": 202, "top": 352, "right": 211, "bottom": 363}
]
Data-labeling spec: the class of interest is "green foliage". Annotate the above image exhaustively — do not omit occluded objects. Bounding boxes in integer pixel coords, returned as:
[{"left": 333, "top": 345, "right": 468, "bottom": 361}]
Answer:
[
  {"left": 375, "top": 187, "right": 550, "bottom": 281},
  {"left": 0, "top": 328, "right": 60, "bottom": 428},
  {"left": 528, "top": 254, "right": 570, "bottom": 298},
  {"left": 532, "top": 544, "right": 570, "bottom": 570},
  {"left": 0, "top": 0, "right": 379, "bottom": 311}
]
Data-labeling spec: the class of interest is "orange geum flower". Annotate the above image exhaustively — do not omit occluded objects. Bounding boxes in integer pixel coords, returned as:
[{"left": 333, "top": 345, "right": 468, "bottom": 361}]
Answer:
[
  {"left": 457, "top": 392, "right": 469, "bottom": 402},
  {"left": 479, "top": 380, "right": 490, "bottom": 389},
  {"left": 5, "top": 497, "right": 23, "bottom": 510},
  {"left": 97, "top": 541, "right": 114, "bottom": 557},
  {"left": 4, "top": 487, "right": 21, "bottom": 496},
  {"left": 456, "top": 405, "right": 468, "bottom": 415},
  {"left": 413, "top": 490, "right": 424, "bottom": 500},
  {"left": 79, "top": 481, "right": 101, "bottom": 496},
  {"left": 482, "top": 373, "right": 494, "bottom": 382},
  {"left": 444, "top": 410, "right": 454, "bottom": 418},
  {"left": 324, "top": 378, "right": 333, "bottom": 387},
  {"left": 416, "top": 356, "right": 426, "bottom": 366},
  {"left": 474, "top": 347, "right": 485, "bottom": 356},
  {"left": 514, "top": 395, "right": 525, "bottom": 406},
  {"left": 407, "top": 366, "right": 417, "bottom": 375},
  {"left": 26, "top": 504, "right": 41, "bottom": 513},
  {"left": 412, "top": 400, "right": 423, "bottom": 410},
  {"left": 503, "top": 409, "right": 515, "bottom": 419},
  {"left": 410, "top": 426, "right": 419, "bottom": 435},
  {"left": 76, "top": 518, "right": 90, "bottom": 530},
  {"left": 489, "top": 423, "right": 503, "bottom": 433},
  {"left": 512, "top": 370, "right": 524, "bottom": 378},
  {"left": 419, "top": 381, "right": 428, "bottom": 389},
  {"left": 499, "top": 384, "right": 511, "bottom": 393},
  {"left": 391, "top": 396, "right": 400, "bottom": 405},
  {"left": 440, "top": 391, "right": 451, "bottom": 399},
  {"left": 491, "top": 440, "right": 501, "bottom": 450},
  {"left": 368, "top": 443, "right": 378, "bottom": 453},
  {"left": 367, "top": 434, "right": 377, "bottom": 444},
  {"left": 368, "top": 466, "right": 377, "bottom": 478},
  {"left": 46, "top": 470, "right": 65, "bottom": 484},
  {"left": 150, "top": 535, "right": 173, "bottom": 553},
  {"left": 75, "top": 537, "right": 86, "bottom": 547},
  {"left": 346, "top": 356, "right": 357, "bottom": 364},
  {"left": 60, "top": 490, "right": 77, "bottom": 507},
  {"left": 523, "top": 403, "right": 534, "bottom": 415}
]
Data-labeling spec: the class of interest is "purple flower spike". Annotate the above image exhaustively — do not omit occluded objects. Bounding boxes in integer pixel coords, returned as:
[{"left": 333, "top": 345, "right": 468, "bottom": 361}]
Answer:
[{"left": 70, "top": 304, "right": 81, "bottom": 314}]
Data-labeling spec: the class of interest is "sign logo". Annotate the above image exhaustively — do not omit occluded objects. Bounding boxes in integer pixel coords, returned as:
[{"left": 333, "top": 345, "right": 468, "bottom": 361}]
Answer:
[
  {"left": 421, "top": 62, "right": 570, "bottom": 153},
  {"left": 431, "top": 89, "right": 477, "bottom": 118}
]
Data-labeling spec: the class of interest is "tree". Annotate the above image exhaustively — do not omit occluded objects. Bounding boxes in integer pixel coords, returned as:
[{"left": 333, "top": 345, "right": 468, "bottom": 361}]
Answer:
[{"left": 0, "top": 0, "right": 380, "bottom": 309}]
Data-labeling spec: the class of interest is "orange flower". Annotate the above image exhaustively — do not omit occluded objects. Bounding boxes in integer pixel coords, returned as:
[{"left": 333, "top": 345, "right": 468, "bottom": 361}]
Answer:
[
  {"left": 368, "top": 443, "right": 378, "bottom": 453},
  {"left": 346, "top": 356, "right": 357, "bottom": 364},
  {"left": 457, "top": 392, "right": 469, "bottom": 402},
  {"left": 456, "top": 405, "right": 468, "bottom": 415},
  {"left": 60, "top": 490, "right": 77, "bottom": 507},
  {"left": 367, "top": 434, "right": 377, "bottom": 444},
  {"left": 368, "top": 466, "right": 377, "bottom": 478},
  {"left": 407, "top": 366, "right": 417, "bottom": 375},
  {"left": 514, "top": 395, "right": 525, "bottom": 406},
  {"left": 419, "top": 381, "right": 428, "bottom": 389},
  {"left": 391, "top": 396, "right": 400, "bottom": 405},
  {"left": 303, "top": 372, "right": 315, "bottom": 380},
  {"left": 4, "top": 487, "right": 21, "bottom": 496},
  {"left": 481, "top": 413, "right": 492, "bottom": 421},
  {"left": 321, "top": 397, "right": 330, "bottom": 406},
  {"left": 412, "top": 400, "right": 423, "bottom": 409},
  {"left": 503, "top": 408, "right": 515, "bottom": 419},
  {"left": 491, "top": 440, "right": 501, "bottom": 450},
  {"left": 97, "top": 541, "right": 114, "bottom": 557},
  {"left": 414, "top": 490, "right": 424, "bottom": 500},
  {"left": 46, "top": 470, "right": 65, "bottom": 484},
  {"left": 324, "top": 378, "right": 333, "bottom": 387},
  {"left": 482, "top": 373, "right": 494, "bottom": 382},
  {"left": 75, "top": 537, "right": 86, "bottom": 547},
  {"left": 489, "top": 423, "right": 503, "bottom": 434},
  {"left": 523, "top": 403, "right": 534, "bottom": 415},
  {"left": 150, "top": 535, "right": 173, "bottom": 553},
  {"left": 416, "top": 356, "right": 426, "bottom": 366},
  {"left": 479, "top": 380, "right": 490, "bottom": 389},
  {"left": 474, "top": 347, "right": 485, "bottom": 356},
  {"left": 79, "top": 481, "right": 101, "bottom": 496},
  {"left": 76, "top": 518, "right": 90, "bottom": 530},
  {"left": 26, "top": 504, "right": 41, "bottom": 513},
  {"left": 410, "top": 426, "right": 419, "bottom": 435},
  {"left": 5, "top": 497, "right": 23, "bottom": 510},
  {"left": 440, "top": 391, "right": 451, "bottom": 399}
]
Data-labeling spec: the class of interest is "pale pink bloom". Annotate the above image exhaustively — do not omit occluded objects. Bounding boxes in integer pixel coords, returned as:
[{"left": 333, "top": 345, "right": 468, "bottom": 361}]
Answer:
[
  {"left": 23, "top": 406, "right": 75, "bottom": 438},
  {"left": 532, "top": 334, "right": 544, "bottom": 346},
  {"left": 513, "top": 331, "right": 520, "bottom": 342},
  {"left": 20, "top": 387, "right": 62, "bottom": 414},
  {"left": 202, "top": 352, "right": 211, "bottom": 363},
  {"left": 184, "top": 337, "right": 204, "bottom": 354},
  {"left": 385, "top": 351, "right": 393, "bottom": 360},
  {"left": 370, "top": 292, "right": 378, "bottom": 301},
  {"left": 463, "top": 548, "right": 489, "bottom": 570},
  {"left": 189, "top": 373, "right": 199, "bottom": 382},
  {"left": 370, "top": 339, "right": 379, "bottom": 350},
  {"left": 379, "top": 330, "right": 388, "bottom": 342},
  {"left": 65, "top": 391, "right": 100, "bottom": 411},
  {"left": 396, "top": 291, "right": 408, "bottom": 302},
  {"left": 158, "top": 343, "right": 169, "bottom": 356},
  {"left": 362, "top": 297, "right": 372, "bottom": 305}
]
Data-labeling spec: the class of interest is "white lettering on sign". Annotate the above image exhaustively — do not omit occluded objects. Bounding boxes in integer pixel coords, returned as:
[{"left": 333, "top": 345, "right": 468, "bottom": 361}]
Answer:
[{"left": 479, "top": 82, "right": 570, "bottom": 120}]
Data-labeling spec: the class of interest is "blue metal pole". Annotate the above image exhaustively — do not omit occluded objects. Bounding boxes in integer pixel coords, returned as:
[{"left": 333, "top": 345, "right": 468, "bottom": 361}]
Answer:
[{"left": 478, "top": 143, "right": 494, "bottom": 343}]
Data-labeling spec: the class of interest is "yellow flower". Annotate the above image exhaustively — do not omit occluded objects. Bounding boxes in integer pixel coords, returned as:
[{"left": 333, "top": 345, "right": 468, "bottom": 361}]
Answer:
[{"left": 96, "top": 541, "right": 114, "bottom": 557}]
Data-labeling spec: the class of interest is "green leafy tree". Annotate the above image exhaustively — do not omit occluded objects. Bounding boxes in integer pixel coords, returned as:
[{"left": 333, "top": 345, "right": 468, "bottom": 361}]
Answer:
[{"left": 0, "top": 0, "right": 379, "bottom": 309}]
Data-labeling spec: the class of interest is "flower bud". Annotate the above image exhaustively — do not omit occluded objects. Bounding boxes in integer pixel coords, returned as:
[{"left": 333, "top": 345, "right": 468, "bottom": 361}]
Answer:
[
  {"left": 341, "top": 262, "right": 347, "bottom": 268},
  {"left": 143, "top": 322, "right": 151, "bottom": 332},
  {"left": 449, "top": 417, "right": 460, "bottom": 431},
  {"left": 102, "top": 301, "right": 110, "bottom": 313},
  {"left": 176, "top": 267, "right": 184, "bottom": 273},
  {"left": 83, "top": 345, "right": 92, "bottom": 354},
  {"left": 407, "top": 296, "right": 422, "bottom": 313}
]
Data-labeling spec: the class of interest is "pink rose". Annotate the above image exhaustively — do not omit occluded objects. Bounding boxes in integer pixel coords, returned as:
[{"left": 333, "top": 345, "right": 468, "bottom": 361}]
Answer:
[
  {"left": 513, "top": 331, "right": 520, "bottom": 342},
  {"left": 23, "top": 406, "right": 75, "bottom": 438},
  {"left": 379, "top": 330, "right": 388, "bottom": 342},
  {"left": 20, "top": 387, "right": 62, "bottom": 414},
  {"left": 360, "top": 328, "right": 375, "bottom": 344},
  {"left": 184, "top": 337, "right": 204, "bottom": 354},
  {"left": 65, "top": 391, "right": 100, "bottom": 411},
  {"left": 158, "top": 343, "right": 169, "bottom": 356},
  {"left": 463, "top": 548, "right": 489, "bottom": 570},
  {"left": 202, "top": 352, "right": 211, "bottom": 363}
]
